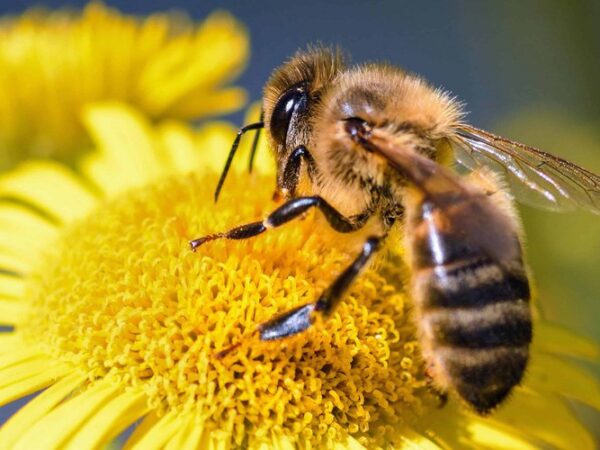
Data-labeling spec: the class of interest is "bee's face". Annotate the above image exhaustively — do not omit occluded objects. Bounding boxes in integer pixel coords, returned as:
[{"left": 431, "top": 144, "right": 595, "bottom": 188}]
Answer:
[{"left": 262, "top": 48, "right": 345, "bottom": 159}]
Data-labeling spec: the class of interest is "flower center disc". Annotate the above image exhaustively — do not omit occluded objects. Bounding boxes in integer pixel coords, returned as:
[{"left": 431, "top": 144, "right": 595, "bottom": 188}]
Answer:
[{"left": 21, "top": 172, "right": 430, "bottom": 446}]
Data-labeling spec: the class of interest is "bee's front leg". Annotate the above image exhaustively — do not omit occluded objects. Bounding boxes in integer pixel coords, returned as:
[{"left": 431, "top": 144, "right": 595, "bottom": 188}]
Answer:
[
  {"left": 190, "top": 196, "right": 367, "bottom": 250},
  {"left": 280, "top": 145, "right": 316, "bottom": 198},
  {"left": 258, "top": 236, "right": 382, "bottom": 340}
]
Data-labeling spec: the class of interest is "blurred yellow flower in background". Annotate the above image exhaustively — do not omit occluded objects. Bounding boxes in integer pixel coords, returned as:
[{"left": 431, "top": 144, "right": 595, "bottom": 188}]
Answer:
[
  {"left": 0, "top": 2, "right": 248, "bottom": 168},
  {"left": 0, "top": 103, "right": 598, "bottom": 449}
]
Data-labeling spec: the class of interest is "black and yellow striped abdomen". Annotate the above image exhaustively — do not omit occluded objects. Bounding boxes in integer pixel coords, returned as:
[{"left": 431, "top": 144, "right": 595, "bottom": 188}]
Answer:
[{"left": 410, "top": 199, "right": 532, "bottom": 414}]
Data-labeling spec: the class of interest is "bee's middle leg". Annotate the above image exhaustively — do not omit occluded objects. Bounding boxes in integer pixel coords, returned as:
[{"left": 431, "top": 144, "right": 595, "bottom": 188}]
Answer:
[
  {"left": 190, "top": 196, "right": 366, "bottom": 250},
  {"left": 258, "top": 236, "right": 382, "bottom": 340}
]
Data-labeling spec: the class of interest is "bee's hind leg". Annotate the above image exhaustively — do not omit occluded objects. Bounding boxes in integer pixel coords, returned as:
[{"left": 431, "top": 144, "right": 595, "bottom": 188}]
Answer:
[
  {"left": 259, "top": 236, "right": 382, "bottom": 340},
  {"left": 424, "top": 364, "right": 449, "bottom": 409}
]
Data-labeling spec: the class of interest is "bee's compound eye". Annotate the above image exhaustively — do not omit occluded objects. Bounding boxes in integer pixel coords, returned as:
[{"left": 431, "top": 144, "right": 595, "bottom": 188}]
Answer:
[{"left": 270, "top": 85, "right": 308, "bottom": 145}]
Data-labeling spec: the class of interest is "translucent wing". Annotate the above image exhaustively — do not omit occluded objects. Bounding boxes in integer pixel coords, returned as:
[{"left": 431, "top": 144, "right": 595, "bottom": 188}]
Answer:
[{"left": 449, "top": 125, "right": 600, "bottom": 214}]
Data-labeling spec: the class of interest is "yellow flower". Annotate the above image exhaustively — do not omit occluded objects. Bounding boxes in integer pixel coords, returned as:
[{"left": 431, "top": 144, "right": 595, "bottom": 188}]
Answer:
[
  {"left": 0, "top": 2, "right": 248, "bottom": 167},
  {"left": 0, "top": 103, "right": 599, "bottom": 449}
]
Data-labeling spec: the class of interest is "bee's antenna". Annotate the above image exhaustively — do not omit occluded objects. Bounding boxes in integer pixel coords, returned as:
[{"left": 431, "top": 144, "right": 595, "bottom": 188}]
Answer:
[
  {"left": 248, "top": 110, "right": 265, "bottom": 174},
  {"left": 214, "top": 121, "right": 264, "bottom": 203}
]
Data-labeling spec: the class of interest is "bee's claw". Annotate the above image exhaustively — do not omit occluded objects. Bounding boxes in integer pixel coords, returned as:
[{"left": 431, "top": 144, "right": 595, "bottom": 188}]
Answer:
[{"left": 189, "top": 234, "right": 220, "bottom": 251}]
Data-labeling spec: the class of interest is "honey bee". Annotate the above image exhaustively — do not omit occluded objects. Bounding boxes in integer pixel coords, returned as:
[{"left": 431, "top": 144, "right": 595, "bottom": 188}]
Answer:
[{"left": 190, "top": 47, "right": 600, "bottom": 414}]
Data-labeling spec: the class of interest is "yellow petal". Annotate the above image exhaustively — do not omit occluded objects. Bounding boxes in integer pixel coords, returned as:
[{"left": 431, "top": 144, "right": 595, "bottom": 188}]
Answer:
[
  {"left": 0, "top": 333, "right": 21, "bottom": 354},
  {"left": 0, "top": 161, "right": 98, "bottom": 223},
  {"left": 0, "top": 349, "right": 46, "bottom": 369},
  {"left": 137, "top": 11, "right": 248, "bottom": 116},
  {"left": 159, "top": 120, "right": 236, "bottom": 175},
  {"left": 178, "top": 419, "right": 206, "bottom": 450},
  {"left": 164, "top": 413, "right": 204, "bottom": 450},
  {"left": 0, "top": 253, "right": 30, "bottom": 275},
  {"left": 12, "top": 380, "right": 119, "bottom": 450},
  {"left": 330, "top": 436, "right": 368, "bottom": 450},
  {"left": 346, "top": 436, "right": 368, "bottom": 450},
  {"left": 0, "top": 357, "right": 65, "bottom": 389},
  {"left": 492, "top": 389, "right": 595, "bottom": 449},
  {"left": 0, "top": 362, "right": 71, "bottom": 407},
  {"left": 466, "top": 419, "right": 538, "bottom": 450},
  {"left": 126, "top": 410, "right": 182, "bottom": 450},
  {"left": 0, "top": 274, "right": 25, "bottom": 299},
  {"left": 0, "top": 373, "right": 85, "bottom": 449},
  {"left": 0, "top": 299, "right": 26, "bottom": 325},
  {"left": 157, "top": 121, "right": 204, "bottom": 174},
  {"left": 420, "top": 405, "right": 531, "bottom": 450},
  {"left": 535, "top": 322, "right": 599, "bottom": 360},
  {"left": 123, "top": 412, "right": 160, "bottom": 450},
  {"left": 527, "top": 353, "right": 600, "bottom": 411},
  {"left": 0, "top": 229, "right": 50, "bottom": 267},
  {"left": 396, "top": 427, "right": 444, "bottom": 450},
  {"left": 0, "top": 203, "right": 58, "bottom": 241},
  {"left": 64, "top": 389, "right": 149, "bottom": 450},
  {"left": 167, "top": 87, "right": 247, "bottom": 119},
  {"left": 82, "top": 102, "right": 168, "bottom": 192},
  {"left": 80, "top": 152, "right": 123, "bottom": 197}
]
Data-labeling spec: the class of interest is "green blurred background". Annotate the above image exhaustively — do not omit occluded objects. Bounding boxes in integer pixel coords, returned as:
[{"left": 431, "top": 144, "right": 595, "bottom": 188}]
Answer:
[{"left": 2, "top": 0, "right": 599, "bottom": 442}]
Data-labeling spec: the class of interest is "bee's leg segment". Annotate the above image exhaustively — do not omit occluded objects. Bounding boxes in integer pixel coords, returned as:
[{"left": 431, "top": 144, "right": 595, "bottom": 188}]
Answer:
[
  {"left": 281, "top": 145, "right": 316, "bottom": 197},
  {"left": 259, "top": 236, "right": 382, "bottom": 340},
  {"left": 190, "top": 196, "right": 368, "bottom": 250},
  {"left": 258, "top": 303, "right": 316, "bottom": 340},
  {"left": 424, "top": 366, "right": 449, "bottom": 408},
  {"left": 214, "top": 121, "right": 264, "bottom": 203},
  {"left": 314, "top": 236, "right": 381, "bottom": 314},
  {"left": 247, "top": 109, "right": 264, "bottom": 174}
]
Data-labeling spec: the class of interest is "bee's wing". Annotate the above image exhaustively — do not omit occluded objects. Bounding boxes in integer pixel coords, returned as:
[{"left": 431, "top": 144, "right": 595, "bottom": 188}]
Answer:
[
  {"left": 449, "top": 125, "right": 600, "bottom": 214},
  {"left": 365, "top": 133, "right": 520, "bottom": 265}
]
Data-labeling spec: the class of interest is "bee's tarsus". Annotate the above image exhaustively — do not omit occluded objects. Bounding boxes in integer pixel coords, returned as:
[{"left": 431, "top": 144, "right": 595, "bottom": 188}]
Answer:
[
  {"left": 189, "top": 221, "right": 267, "bottom": 250},
  {"left": 189, "top": 235, "right": 219, "bottom": 251}
]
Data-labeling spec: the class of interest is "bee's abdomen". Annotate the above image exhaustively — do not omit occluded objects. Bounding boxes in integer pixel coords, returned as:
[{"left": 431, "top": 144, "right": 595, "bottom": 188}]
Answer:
[
  {"left": 415, "top": 253, "right": 532, "bottom": 414},
  {"left": 438, "top": 344, "right": 529, "bottom": 414}
]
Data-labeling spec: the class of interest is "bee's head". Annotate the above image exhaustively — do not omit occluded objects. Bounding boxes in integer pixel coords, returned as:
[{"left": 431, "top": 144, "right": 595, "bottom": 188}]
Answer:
[{"left": 263, "top": 46, "right": 346, "bottom": 155}]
